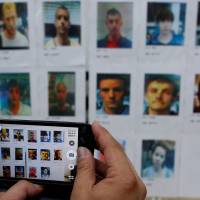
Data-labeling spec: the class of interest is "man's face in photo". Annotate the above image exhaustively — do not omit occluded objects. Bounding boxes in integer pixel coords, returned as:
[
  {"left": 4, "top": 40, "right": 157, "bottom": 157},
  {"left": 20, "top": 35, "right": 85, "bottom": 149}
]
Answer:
[
  {"left": 146, "top": 80, "right": 175, "bottom": 113},
  {"left": 3, "top": 5, "right": 17, "bottom": 37},
  {"left": 159, "top": 20, "right": 173, "bottom": 35},
  {"left": 56, "top": 83, "right": 67, "bottom": 105},
  {"left": 9, "top": 86, "right": 20, "bottom": 106},
  {"left": 106, "top": 14, "right": 122, "bottom": 37},
  {"left": 55, "top": 8, "right": 70, "bottom": 36},
  {"left": 99, "top": 78, "right": 125, "bottom": 113}
]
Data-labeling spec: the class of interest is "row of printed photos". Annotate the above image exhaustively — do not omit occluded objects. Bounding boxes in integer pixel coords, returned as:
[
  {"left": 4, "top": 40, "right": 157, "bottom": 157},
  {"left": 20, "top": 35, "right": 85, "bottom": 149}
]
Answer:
[
  {"left": 0, "top": 128, "right": 77, "bottom": 145},
  {"left": 0, "top": 0, "right": 200, "bottom": 66},
  {"left": 0, "top": 67, "right": 86, "bottom": 122},
  {"left": 89, "top": 62, "right": 200, "bottom": 134},
  {"left": 0, "top": 146, "right": 77, "bottom": 163},
  {"left": 0, "top": 164, "right": 76, "bottom": 181}
]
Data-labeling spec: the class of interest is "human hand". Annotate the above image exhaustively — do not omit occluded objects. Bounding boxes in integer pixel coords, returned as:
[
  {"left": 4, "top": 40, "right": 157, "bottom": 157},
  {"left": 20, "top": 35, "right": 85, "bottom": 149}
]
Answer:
[
  {"left": 0, "top": 180, "right": 43, "bottom": 200},
  {"left": 71, "top": 122, "right": 146, "bottom": 200}
]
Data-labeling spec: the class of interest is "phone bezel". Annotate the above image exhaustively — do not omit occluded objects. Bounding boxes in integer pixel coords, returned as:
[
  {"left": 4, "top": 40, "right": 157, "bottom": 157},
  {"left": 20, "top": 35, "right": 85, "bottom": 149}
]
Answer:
[{"left": 0, "top": 119, "right": 95, "bottom": 186}]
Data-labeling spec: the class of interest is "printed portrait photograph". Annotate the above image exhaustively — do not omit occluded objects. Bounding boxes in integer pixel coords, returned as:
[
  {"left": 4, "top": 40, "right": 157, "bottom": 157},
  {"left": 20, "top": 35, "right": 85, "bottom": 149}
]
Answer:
[
  {"left": 193, "top": 74, "right": 200, "bottom": 113},
  {"left": 53, "top": 131, "right": 64, "bottom": 143},
  {"left": 196, "top": 2, "right": 200, "bottom": 46},
  {"left": 13, "top": 129, "right": 24, "bottom": 141},
  {"left": 0, "top": 2, "right": 29, "bottom": 50},
  {"left": 40, "top": 149, "right": 50, "bottom": 161},
  {"left": 28, "top": 130, "right": 37, "bottom": 143},
  {"left": 3, "top": 166, "right": 11, "bottom": 177},
  {"left": 146, "top": 2, "right": 186, "bottom": 46},
  {"left": 0, "top": 73, "right": 31, "bottom": 116},
  {"left": 41, "top": 167, "right": 50, "bottom": 178},
  {"left": 144, "top": 74, "right": 181, "bottom": 116},
  {"left": 48, "top": 72, "right": 75, "bottom": 116},
  {"left": 0, "top": 128, "right": 10, "bottom": 142},
  {"left": 15, "top": 148, "right": 23, "bottom": 160},
  {"left": 1, "top": 147, "right": 10, "bottom": 160},
  {"left": 29, "top": 166, "right": 37, "bottom": 178},
  {"left": 28, "top": 149, "right": 37, "bottom": 160},
  {"left": 15, "top": 166, "right": 24, "bottom": 178},
  {"left": 54, "top": 149, "right": 62, "bottom": 160},
  {"left": 43, "top": 1, "right": 81, "bottom": 48},
  {"left": 97, "top": 2, "right": 133, "bottom": 49},
  {"left": 40, "top": 130, "right": 51, "bottom": 142},
  {"left": 141, "top": 140, "right": 175, "bottom": 179},
  {"left": 96, "top": 73, "right": 130, "bottom": 115}
]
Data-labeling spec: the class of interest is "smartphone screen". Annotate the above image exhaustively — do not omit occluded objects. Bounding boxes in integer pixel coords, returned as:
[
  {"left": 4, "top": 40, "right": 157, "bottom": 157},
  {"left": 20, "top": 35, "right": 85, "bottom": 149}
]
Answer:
[{"left": 0, "top": 121, "right": 91, "bottom": 184}]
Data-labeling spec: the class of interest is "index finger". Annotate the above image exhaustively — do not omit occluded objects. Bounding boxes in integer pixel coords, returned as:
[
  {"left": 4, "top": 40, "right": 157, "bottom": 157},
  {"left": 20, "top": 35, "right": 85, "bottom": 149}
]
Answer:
[{"left": 92, "top": 122, "right": 131, "bottom": 173}]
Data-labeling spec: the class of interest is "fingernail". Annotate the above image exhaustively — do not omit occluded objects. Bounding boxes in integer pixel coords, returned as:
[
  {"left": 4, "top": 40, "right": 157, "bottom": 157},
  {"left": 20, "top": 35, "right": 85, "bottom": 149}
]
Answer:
[{"left": 78, "top": 147, "right": 90, "bottom": 160}]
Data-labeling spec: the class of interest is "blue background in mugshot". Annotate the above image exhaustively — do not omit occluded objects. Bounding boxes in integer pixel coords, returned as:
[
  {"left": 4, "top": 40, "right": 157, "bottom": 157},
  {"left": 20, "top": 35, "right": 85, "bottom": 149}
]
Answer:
[
  {"left": 146, "top": 2, "right": 186, "bottom": 45},
  {"left": 0, "top": 74, "right": 31, "bottom": 111},
  {"left": 43, "top": 1, "right": 81, "bottom": 44}
]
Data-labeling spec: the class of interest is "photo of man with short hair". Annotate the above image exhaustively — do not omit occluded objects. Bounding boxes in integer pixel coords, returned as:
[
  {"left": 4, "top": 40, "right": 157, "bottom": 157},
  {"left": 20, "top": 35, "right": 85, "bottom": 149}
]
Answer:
[
  {"left": 142, "top": 140, "right": 175, "bottom": 179},
  {"left": 28, "top": 149, "right": 37, "bottom": 160},
  {"left": 144, "top": 74, "right": 180, "bottom": 116},
  {"left": 44, "top": 1, "right": 81, "bottom": 48},
  {"left": 28, "top": 130, "right": 37, "bottom": 143},
  {"left": 48, "top": 72, "right": 75, "bottom": 116},
  {"left": 96, "top": 74, "right": 130, "bottom": 115},
  {"left": 146, "top": 2, "right": 186, "bottom": 46},
  {"left": 54, "top": 149, "right": 62, "bottom": 160},
  {"left": 0, "top": 73, "right": 31, "bottom": 116},
  {"left": 0, "top": 2, "right": 29, "bottom": 49},
  {"left": 97, "top": 2, "right": 132, "bottom": 48},
  {"left": 53, "top": 131, "right": 64, "bottom": 143},
  {"left": 41, "top": 167, "right": 50, "bottom": 178}
]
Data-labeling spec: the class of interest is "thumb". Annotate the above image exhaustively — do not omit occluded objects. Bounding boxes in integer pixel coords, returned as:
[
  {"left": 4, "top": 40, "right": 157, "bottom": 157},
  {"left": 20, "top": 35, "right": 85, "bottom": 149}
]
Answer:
[
  {"left": 71, "top": 147, "right": 95, "bottom": 198},
  {"left": 2, "top": 180, "right": 43, "bottom": 200}
]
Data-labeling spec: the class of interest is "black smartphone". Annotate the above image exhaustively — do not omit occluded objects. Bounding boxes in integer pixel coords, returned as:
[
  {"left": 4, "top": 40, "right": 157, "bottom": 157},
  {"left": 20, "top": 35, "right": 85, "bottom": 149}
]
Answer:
[{"left": 0, "top": 119, "right": 95, "bottom": 188}]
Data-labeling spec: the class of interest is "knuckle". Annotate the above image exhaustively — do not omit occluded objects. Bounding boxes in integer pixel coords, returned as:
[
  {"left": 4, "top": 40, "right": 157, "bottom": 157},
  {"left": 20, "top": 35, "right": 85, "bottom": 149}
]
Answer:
[{"left": 122, "top": 174, "right": 137, "bottom": 191}]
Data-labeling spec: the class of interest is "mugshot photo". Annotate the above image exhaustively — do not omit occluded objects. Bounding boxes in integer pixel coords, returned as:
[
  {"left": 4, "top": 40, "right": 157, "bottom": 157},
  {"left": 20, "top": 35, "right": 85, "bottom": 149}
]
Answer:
[
  {"left": 43, "top": 1, "right": 81, "bottom": 48},
  {"left": 40, "top": 130, "right": 51, "bottom": 142},
  {"left": 53, "top": 131, "right": 64, "bottom": 143},
  {"left": 3, "top": 166, "right": 11, "bottom": 177},
  {"left": 0, "top": 73, "right": 31, "bottom": 116},
  {"left": 54, "top": 149, "right": 62, "bottom": 160},
  {"left": 0, "top": 2, "right": 29, "bottom": 50},
  {"left": 15, "top": 166, "right": 24, "bottom": 178},
  {"left": 28, "top": 130, "right": 37, "bottom": 143},
  {"left": 15, "top": 148, "right": 23, "bottom": 160},
  {"left": 40, "top": 149, "right": 50, "bottom": 161},
  {"left": 13, "top": 129, "right": 24, "bottom": 141},
  {"left": 196, "top": 2, "right": 200, "bottom": 46},
  {"left": 48, "top": 72, "right": 75, "bottom": 116},
  {"left": 97, "top": 2, "right": 133, "bottom": 49},
  {"left": 41, "top": 167, "right": 50, "bottom": 178},
  {"left": 141, "top": 140, "right": 175, "bottom": 179},
  {"left": 193, "top": 74, "right": 200, "bottom": 113},
  {"left": 0, "top": 128, "right": 10, "bottom": 142},
  {"left": 96, "top": 73, "right": 130, "bottom": 115},
  {"left": 1, "top": 147, "right": 10, "bottom": 160},
  {"left": 146, "top": 2, "right": 186, "bottom": 46},
  {"left": 29, "top": 166, "right": 37, "bottom": 178},
  {"left": 144, "top": 74, "right": 181, "bottom": 116},
  {"left": 28, "top": 149, "right": 37, "bottom": 160}
]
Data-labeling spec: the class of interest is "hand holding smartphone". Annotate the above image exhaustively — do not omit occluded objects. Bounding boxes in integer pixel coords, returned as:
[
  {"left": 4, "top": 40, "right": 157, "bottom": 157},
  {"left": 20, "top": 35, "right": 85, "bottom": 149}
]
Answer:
[{"left": 0, "top": 120, "right": 95, "bottom": 186}]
